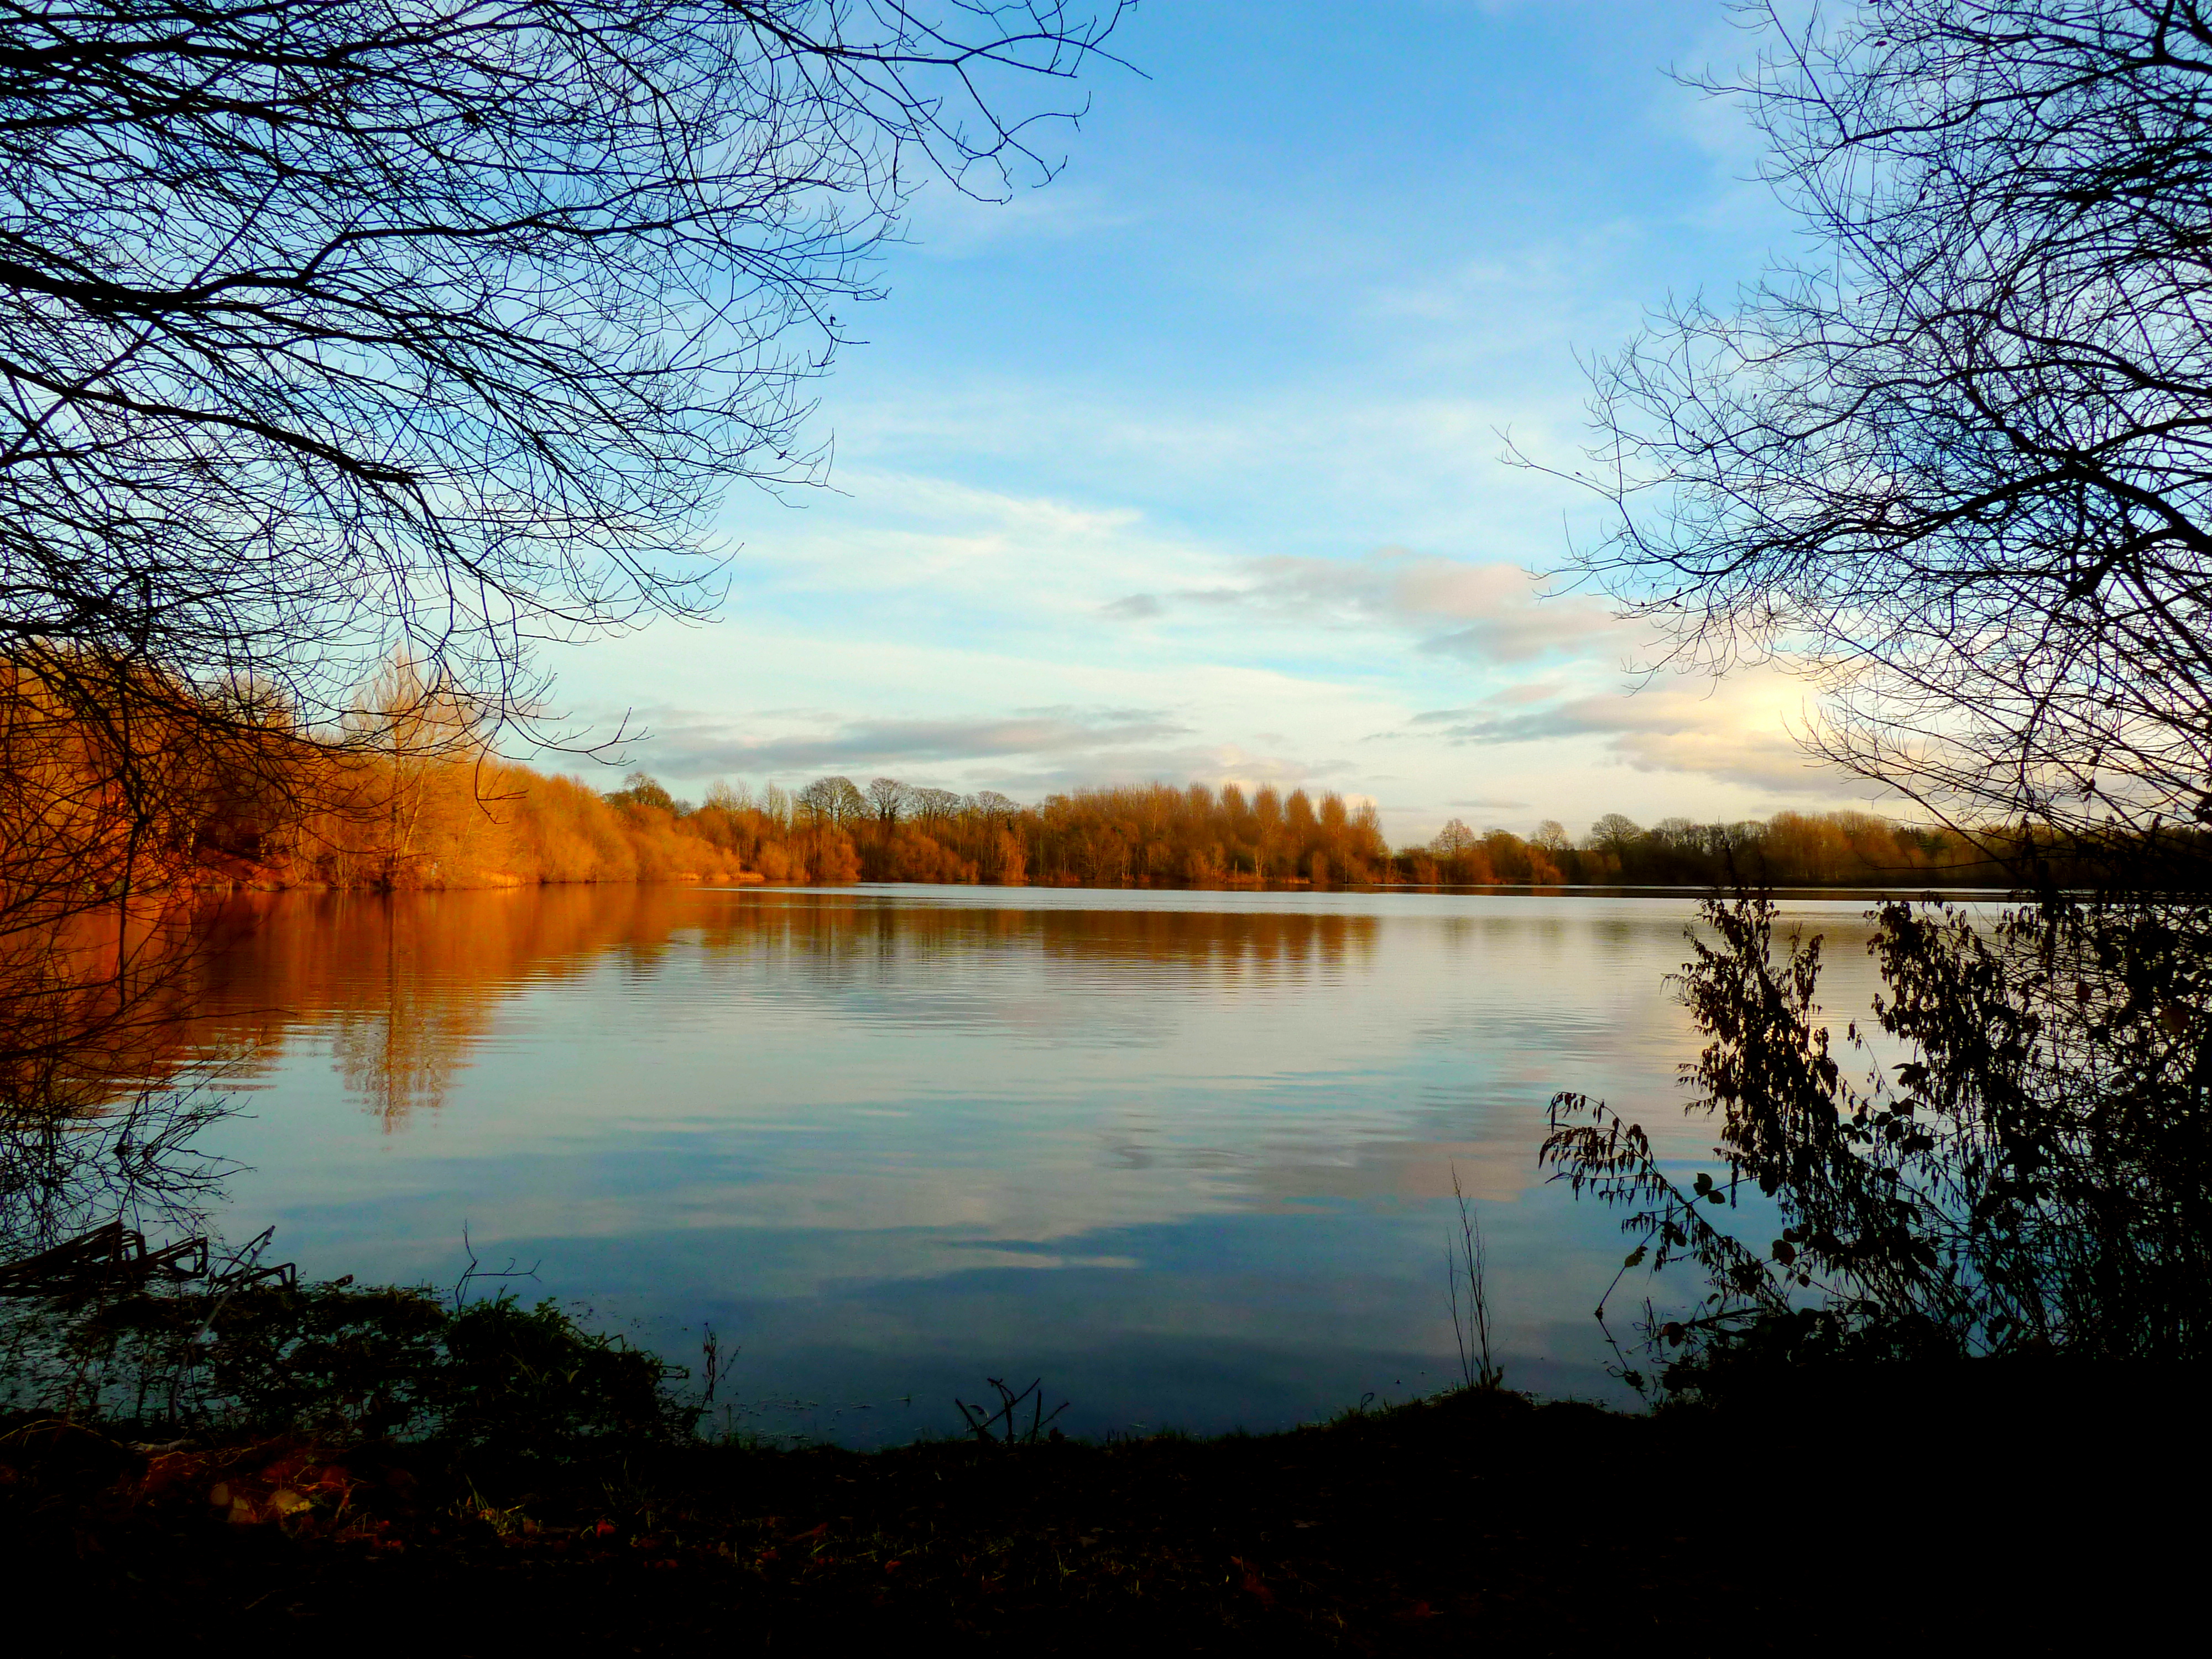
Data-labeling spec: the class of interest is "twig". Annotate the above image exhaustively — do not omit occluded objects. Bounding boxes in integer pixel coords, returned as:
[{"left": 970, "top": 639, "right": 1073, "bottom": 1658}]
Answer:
[
  {"left": 954, "top": 1375, "right": 1068, "bottom": 1446},
  {"left": 451, "top": 1222, "right": 540, "bottom": 1308}
]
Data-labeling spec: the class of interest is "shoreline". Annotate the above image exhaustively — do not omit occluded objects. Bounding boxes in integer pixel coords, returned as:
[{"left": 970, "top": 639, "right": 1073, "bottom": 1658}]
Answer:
[
  {"left": 4, "top": 1377, "right": 2191, "bottom": 1652},
  {"left": 188, "top": 872, "right": 2032, "bottom": 898}
]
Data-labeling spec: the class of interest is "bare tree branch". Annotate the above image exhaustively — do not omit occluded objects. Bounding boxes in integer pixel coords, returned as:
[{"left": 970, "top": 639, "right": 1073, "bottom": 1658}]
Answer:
[{"left": 1561, "top": 2, "right": 2212, "bottom": 866}]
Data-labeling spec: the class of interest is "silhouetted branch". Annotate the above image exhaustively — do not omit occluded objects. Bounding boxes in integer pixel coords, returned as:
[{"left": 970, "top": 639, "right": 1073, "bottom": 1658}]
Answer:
[
  {"left": 1554, "top": 1, "right": 2212, "bottom": 869},
  {"left": 954, "top": 1374, "right": 1067, "bottom": 1445}
]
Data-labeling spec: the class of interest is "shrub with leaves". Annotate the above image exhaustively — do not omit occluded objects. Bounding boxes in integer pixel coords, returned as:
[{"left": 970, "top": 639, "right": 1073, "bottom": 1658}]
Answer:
[
  {"left": 1544, "top": 891, "right": 2212, "bottom": 1396},
  {"left": 4, "top": 1279, "right": 686, "bottom": 1451}
]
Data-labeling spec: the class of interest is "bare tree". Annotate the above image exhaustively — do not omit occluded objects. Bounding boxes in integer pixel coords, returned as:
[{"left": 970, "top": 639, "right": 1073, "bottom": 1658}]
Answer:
[
  {"left": 1538, "top": 4, "right": 2212, "bottom": 1391},
  {"left": 797, "top": 774, "right": 865, "bottom": 824},
  {"left": 909, "top": 785, "right": 963, "bottom": 827},
  {"left": 1588, "top": 813, "right": 1642, "bottom": 857},
  {"left": 867, "top": 775, "right": 910, "bottom": 829},
  {"left": 0, "top": 3, "right": 1127, "bottom": 1218},
  {"left": 1561, "top": 1, "right": 2212, "bottom": 865},
  {"left": 345, "top": 656, "right": 483, "bottom": 886},
  {"left": 1, "top": 0, "right": 1129, "bottom": 746}
]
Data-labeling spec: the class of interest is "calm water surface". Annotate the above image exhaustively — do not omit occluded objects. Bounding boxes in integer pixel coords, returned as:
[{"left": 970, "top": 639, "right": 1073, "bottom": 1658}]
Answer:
[{"left": 179, "top": 884, "right": 1897, "bottom": 1441}]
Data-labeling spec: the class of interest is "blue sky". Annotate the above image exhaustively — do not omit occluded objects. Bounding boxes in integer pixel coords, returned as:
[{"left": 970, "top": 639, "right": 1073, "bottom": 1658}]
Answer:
[{"left": 544, "top": 0, "right": 1870, "bottom": 846}]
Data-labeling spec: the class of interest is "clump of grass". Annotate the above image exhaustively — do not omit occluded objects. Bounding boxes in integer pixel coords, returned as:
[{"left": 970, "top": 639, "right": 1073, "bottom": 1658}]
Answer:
[
  {"left": 1446, "top": 1163, "right": 1502, "bottom": 1391},
  {"left": 954, "top": 1375, "right": 1068, "bottom": 1446}
]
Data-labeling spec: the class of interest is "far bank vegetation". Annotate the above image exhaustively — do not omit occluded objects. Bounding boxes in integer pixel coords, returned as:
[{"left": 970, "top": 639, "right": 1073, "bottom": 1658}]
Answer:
[
  {"left": 8, "top": 656, "right": 2024, "bottom": 899},
  {"left": 135, "top": 690, "right": 2026, "bottom": 896}
]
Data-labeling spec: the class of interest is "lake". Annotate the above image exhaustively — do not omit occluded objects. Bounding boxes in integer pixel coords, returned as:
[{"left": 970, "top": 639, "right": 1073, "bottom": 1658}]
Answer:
[{"left": 172, "top": 883, "right": 1901, "bottom": 1442}]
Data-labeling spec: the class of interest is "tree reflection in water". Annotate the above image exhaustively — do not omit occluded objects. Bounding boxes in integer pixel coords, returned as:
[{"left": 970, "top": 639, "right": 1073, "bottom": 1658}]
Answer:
[
  {"left": 183, "top": 888, "right": 1387, "bottom": 1130},
  {"left": 0, "top": 901, "right": 241, "bottom": 1260}
]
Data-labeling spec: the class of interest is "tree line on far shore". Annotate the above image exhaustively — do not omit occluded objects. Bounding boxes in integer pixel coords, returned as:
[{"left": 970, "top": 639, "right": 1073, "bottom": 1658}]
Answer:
[
  {"left": 1, "top": 652, "right": 2082, "bottom": 899},
  {"left": 174, "top": 699, "right": 2028, "bottom": 896},
  {"left": 618, "top": 774, "right": 2011, "bottom": 891}
]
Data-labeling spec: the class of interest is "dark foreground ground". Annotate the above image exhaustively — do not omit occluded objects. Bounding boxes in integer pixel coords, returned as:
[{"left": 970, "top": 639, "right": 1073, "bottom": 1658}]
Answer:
[{"left": 2, "top": 1377, "right": 2201, "bottom": 1655}]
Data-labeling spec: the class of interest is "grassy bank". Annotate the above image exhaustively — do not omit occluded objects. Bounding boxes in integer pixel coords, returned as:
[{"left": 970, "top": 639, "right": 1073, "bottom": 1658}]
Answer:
[
  {"left": 6, "top": 1374, "right": 2198, "bottom": 1652},
  {"left": 0, "top": 1390, "right": 1809, "bottom": 1652},
  {"left": 0, "top": 1254, "right": 2200, "bottom": 1651}
]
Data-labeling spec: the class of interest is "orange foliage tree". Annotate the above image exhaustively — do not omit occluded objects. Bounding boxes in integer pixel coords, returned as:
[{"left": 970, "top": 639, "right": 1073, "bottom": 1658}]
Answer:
[{"left": 0, "top": 665, "right": 2048, "bottom": 904}]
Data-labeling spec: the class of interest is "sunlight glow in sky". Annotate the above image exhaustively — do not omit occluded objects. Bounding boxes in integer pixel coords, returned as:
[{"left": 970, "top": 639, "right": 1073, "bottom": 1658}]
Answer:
[{"left": 543, "top": 1, "right": 1870, "bottom": 846}]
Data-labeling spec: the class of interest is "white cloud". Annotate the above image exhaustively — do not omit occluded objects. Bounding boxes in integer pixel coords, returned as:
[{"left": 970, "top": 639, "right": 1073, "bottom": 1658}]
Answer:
[
  {"left": 1107, "top": 549, "right": 1635, "bottom": 666},
  {"left": 902, "top": 176, "right": 1144, "bottom": 259},
  {"left": 811, "top": 379, "right": 1604, "bottom": 562},
  {"left": 1405, "top": 662, "right": 1849, "bottom": 794},
  {"left": 640, "top": 708, "right": 1194, "bottom": 776}
]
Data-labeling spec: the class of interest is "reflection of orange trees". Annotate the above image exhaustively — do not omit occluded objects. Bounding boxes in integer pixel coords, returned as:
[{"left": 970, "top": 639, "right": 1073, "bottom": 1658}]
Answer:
[
  {"left": 319, "top": 889, "right": 489, "bottom": 1126},
  {"left": 188, "top": 888, "right": 716, "bottom": 1129},
  {"left": 328, "top": 977, "right": 473, "bottom": 1129},
  {"left": 180, "top": 890, "right": 1388, "bottom": 1130},
  {"left": 0, "top": 898, "right": 243, "bottom": 1255},
  {"left": 0, "top": 906, "right": 213, "bottom": 1117},
  {"left": 683, "top": 895, "right": 1380, "bottom": 989},
  {"left": 1029, "top": 904, "right": 1378, "bottom": 978}
]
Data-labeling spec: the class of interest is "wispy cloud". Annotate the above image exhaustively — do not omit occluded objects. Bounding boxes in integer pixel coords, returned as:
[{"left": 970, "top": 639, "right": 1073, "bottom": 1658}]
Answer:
[
  {"left": 968, "top": 740, "right": 1355, "bottom": 797},
  {"left": 1402, "top": 667, "right": 1849, "bottom": 794},
  {"left": 1098, "top": 593, "right": 1166, "bottom": 620},
  {"left": 1105, "top": 549, "right": 1631, "bottom": 665},
  {"left": 904, "top": 176, "right": 1142, "bottom": 260},
  {"left": 640, "top": 708, "right": 1191, "bottom": 776}
]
